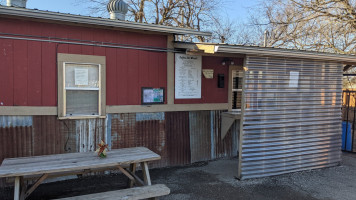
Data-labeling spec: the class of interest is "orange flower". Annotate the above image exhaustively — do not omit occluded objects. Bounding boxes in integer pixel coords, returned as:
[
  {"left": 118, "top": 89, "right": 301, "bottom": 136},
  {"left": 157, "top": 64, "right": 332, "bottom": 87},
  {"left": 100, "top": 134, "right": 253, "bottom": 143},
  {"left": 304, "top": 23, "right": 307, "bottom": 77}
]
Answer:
[{"left": 95, "top": 140, "right": 109, "bottom": 158}]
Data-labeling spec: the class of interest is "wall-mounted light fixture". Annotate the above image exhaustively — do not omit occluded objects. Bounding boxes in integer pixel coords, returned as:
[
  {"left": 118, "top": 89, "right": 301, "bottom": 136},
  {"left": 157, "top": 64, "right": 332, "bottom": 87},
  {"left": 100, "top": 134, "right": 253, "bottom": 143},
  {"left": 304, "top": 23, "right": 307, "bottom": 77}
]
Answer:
[{"left": 221, "top": 58, "right": 235, "bottom": 66}]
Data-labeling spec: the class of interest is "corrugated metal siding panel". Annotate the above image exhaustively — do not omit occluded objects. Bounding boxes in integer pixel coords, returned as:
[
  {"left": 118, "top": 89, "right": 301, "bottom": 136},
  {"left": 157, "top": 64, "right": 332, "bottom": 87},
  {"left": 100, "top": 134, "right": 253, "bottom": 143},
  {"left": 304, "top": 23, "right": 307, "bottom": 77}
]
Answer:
[
  {"left": 0, "top": 116, "right": 32, "bottom": 128},
  {"left": 0, "top": 117, "right": 33, "bottom": 187},
  {"left": 76, "top": 119, "right": 106, "bottom": 152},
  {"left": 211, "top": 111, "right": 238, "bottom": 159},
  {"left": 33, "top": 116, "right": 67, "bottom": 156},
  {"left": 240, "top": 56, "right": 343, "bottom": 179},
  {"left": 111, "top": 113, "right": 168, "bottom": 168},
  {"left": 0, "top": 126, "right": 32, "bottom": 163},
  {"left": 166, "top": 112, "right": 191, "bottom": 166},
  {"left": 0, "top": 116, "right": 107, "bottom": 186},
  {"left": 189, "top": 111, "right": 211, "bottom": 163}
]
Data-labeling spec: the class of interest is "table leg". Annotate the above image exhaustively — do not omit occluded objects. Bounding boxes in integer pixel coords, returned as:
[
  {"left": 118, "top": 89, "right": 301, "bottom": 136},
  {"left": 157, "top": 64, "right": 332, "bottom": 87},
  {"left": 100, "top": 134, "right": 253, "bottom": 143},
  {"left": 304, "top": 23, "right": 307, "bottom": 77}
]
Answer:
[
  {"left": 140, "top": 162, "right": 151, "bottom": 186},
  {"left": 127, "top": 163, "right": 137, "bottom": 188},
  {"left": 14, "top": 176, "right": 20, "bottom": 200}
]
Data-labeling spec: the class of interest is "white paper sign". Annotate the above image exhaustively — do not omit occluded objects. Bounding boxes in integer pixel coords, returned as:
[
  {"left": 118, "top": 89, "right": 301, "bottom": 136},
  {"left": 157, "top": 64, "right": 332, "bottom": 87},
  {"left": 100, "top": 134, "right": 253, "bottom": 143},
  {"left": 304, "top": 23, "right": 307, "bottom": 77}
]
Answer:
[
  {"left": 75, "top": 68, "right": 89, "bottom": 85},
  {"left": 175, "top": 54, "right": 202, "bottom": 99},
  {"left": 203, "top": 69, "right": 214, "bottom": 79},
  {"left": 289, "top": 71, "right": 299, "bottom": 88}
]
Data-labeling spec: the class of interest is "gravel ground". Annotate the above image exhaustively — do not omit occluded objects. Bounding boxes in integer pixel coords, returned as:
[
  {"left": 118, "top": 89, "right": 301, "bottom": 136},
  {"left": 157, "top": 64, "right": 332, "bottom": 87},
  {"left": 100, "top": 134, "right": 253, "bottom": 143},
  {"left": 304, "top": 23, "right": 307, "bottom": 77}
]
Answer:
[{"left": 0, "top": 152, "right": 355, "bottom": 200}]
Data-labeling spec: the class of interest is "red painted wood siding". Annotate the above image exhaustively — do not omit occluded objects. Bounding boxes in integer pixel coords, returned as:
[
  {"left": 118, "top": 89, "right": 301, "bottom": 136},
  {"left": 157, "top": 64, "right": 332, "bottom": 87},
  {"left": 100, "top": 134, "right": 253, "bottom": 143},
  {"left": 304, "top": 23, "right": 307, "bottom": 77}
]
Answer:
[
  {"left": 174, "top": 56, "right": 243, "bottom": 104},
  {"left": 0, "top": 18, "right": 167, "bottom": 106}
]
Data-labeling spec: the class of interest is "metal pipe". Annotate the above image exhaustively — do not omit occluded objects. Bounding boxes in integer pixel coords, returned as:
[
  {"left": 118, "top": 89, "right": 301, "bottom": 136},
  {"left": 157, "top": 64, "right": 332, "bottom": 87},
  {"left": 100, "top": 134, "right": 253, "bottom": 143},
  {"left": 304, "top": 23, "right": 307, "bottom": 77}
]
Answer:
[
  {"left": 0, "top": 34, "right": 180, "bottom": 53},
  {"left": 263, "top": 30, "right": 269, "bottom": 47},
  {"left": 345, "top": 91, "right": 350, "bottom": 151},
  {"left": 352, "top": 92, "right": 355, "bottom": 152}
]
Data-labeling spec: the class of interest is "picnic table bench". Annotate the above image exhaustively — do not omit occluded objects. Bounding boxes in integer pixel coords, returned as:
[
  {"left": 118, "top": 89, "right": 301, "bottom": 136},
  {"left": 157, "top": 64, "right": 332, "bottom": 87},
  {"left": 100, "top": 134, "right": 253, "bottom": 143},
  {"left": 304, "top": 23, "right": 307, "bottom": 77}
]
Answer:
[{"left": 0, "top": 147, "right": 170, "bottom": 200}]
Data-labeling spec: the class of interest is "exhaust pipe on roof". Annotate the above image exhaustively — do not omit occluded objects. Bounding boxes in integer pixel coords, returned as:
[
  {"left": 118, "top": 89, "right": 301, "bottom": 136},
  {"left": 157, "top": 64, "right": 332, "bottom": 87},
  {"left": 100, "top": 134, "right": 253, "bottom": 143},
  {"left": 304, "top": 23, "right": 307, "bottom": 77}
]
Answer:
[
  {"left": 107, "top": 0, "right": 128, "bottom": 20},
  {"left": 7, "top": 0, "right": 27, "bottom": 8}
]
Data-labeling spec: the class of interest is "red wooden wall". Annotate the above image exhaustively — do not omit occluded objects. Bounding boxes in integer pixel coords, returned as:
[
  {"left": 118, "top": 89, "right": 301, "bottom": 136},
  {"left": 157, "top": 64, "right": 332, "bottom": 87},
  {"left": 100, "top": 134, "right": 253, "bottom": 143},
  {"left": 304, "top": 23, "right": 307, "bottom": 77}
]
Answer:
[
  {"left": 174, "top": 56, "right": 244, "bottom": 104},
  {"left": 0, "top": 18, "right": 167, "bottom": 106}
]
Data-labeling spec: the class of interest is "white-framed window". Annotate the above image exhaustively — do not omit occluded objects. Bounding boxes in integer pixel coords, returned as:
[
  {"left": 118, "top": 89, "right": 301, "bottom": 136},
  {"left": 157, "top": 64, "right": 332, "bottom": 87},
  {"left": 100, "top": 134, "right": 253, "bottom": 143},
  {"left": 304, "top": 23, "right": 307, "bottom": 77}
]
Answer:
[
  {"left": 228, "top": 66, "right": 244, "bottom": 112},
  {"left": 58, "top": 54, "right": 106, "bottom": 119}
]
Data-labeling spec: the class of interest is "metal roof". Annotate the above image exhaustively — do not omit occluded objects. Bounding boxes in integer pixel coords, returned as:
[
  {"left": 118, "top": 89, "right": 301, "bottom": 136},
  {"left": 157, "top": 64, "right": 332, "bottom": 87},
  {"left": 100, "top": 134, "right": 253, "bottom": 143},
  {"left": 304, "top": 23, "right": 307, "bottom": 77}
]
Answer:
[
  {"left": 175, "top": 42, "right": 356, "bottom": 64},
  {"left": 0, "top": 6, "right": 212, "bottom": 37}
]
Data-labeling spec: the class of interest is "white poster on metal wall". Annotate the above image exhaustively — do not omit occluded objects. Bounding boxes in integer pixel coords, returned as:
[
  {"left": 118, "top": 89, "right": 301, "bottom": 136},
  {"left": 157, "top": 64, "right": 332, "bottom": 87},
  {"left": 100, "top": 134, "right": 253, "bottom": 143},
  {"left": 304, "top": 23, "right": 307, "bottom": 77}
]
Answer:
[
  {"left": 175, "top": 54, "right": 202, "bottom": 99},
  {"left": 289, "top": 71, "right": 299, "bottom": 88}
]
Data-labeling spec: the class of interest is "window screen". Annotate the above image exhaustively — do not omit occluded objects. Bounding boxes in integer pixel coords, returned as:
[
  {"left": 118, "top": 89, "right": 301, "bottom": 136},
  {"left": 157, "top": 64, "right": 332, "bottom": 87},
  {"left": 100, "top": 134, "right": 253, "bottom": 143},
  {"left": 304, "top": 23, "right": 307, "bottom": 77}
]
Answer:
[{"left": 64, "top": 63, "right": 100, "bottom": 117}]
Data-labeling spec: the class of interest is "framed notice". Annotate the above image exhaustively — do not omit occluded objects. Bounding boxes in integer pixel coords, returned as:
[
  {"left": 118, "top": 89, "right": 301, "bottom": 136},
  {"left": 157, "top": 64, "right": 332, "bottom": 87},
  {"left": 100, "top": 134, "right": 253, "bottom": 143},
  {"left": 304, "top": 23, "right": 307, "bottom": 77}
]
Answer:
[
  {"left": 74, "top": 68, "right": 89, "bottom": 85},
  {"left": 175, "top": 53, "right": 202, "bottom": 99},
  {"left": 141, "top": 87, "right": 165, "bottom": 105}
]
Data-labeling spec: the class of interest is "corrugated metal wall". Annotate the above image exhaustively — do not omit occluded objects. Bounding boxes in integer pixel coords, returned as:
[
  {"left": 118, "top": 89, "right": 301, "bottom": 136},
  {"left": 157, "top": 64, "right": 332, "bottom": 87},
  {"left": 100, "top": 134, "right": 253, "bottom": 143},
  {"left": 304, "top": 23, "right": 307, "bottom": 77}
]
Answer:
[
  {"left": 111, "top": 113, "right": 168, "bottom": 168},
  {"left": 0, "top": 111, "right": 239, "bottom": 186},
  {"left": 190, "top": 111, "right": 212, "bottom": 162},
  {"left": 165, "top": 112, "right": 191, "bottom": 166},
  {"left": 240, "top": 56, "right": 343, "bottom": 179}
]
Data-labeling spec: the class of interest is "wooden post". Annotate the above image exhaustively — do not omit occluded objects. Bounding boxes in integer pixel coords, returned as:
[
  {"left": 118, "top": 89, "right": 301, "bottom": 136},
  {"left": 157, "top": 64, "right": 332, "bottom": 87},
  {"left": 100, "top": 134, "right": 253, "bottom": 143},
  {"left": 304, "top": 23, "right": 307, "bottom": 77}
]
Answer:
[
  {"left": 140, "top": 162, "right": 151, "bottom": 186},
  {"left": 128, "top": 163, "right": 137, "bottom": 188},
  {"left": 14, "top": 176, "right": 20, "bottom": 200}
]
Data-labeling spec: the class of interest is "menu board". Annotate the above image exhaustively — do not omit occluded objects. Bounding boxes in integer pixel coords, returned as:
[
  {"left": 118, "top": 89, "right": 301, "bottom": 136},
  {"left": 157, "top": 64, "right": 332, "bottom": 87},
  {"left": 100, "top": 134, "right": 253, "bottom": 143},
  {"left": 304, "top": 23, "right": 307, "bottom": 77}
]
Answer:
[{"left": 175, "top": 54, "right": 202, "bottom": 99}]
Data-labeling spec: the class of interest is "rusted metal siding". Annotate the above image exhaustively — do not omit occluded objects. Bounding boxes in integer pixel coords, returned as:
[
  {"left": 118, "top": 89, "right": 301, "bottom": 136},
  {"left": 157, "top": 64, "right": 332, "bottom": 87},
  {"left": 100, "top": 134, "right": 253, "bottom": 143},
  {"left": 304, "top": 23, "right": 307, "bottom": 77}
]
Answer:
[
  {"left": 240, "top": 56, "right": 343, "bottom": 179},
  {"left": 110, "top": 113, "right": 168, "bottom": 168},
  {"left": 0, "top": 111, "right": 239, "bottom": 186},
  {"left": 0, "top": 116, "right": 106, "bottom": 163},
  {"left": 166, "top": 112, "right": 191, "bottom": 166},
  {"left": 211, "top": 111, "right": 238, "bottom": 159},
  {"left": 33, "top": 116, "right": 65, "bottom": 156},
  {"left": 189, "top": 111, "right": 212, "bottom": 163}
]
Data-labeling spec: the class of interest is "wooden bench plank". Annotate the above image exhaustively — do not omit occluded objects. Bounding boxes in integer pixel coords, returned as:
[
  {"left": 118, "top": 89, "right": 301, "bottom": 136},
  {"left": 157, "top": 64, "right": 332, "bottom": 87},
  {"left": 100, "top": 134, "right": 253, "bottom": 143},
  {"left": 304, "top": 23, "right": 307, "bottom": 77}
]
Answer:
[
  {"left": 2, "top": 147, "right": 151, "bottom": 166},
  {"left": 56, "top": 184, "right": 170, "bottom": 200},
  {"left": 0, "top": 147, "right": 160, "bottom": 178}
]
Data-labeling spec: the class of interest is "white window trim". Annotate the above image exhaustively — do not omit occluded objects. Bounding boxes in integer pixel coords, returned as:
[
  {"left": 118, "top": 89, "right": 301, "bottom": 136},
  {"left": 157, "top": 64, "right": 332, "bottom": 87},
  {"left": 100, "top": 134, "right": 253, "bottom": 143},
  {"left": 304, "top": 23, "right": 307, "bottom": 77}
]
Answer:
[{"left": 228, "top": 65, "right": 245, "bottom": 112}]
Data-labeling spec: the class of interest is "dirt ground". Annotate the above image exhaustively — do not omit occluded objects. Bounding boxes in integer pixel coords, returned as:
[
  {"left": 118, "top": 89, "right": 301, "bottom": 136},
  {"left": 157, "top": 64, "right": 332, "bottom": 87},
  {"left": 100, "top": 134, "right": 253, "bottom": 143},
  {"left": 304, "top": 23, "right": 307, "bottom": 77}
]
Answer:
[{"left": 1, "top": 152, "right": 355, "bottom": 200}]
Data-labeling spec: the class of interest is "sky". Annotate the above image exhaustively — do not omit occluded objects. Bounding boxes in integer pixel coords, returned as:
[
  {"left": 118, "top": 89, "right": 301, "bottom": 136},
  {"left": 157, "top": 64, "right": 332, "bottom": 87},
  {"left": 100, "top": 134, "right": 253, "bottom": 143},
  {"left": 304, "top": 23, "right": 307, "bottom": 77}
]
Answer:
[{"left": 4, "top": 0, "right": 259, "bottom": 23}]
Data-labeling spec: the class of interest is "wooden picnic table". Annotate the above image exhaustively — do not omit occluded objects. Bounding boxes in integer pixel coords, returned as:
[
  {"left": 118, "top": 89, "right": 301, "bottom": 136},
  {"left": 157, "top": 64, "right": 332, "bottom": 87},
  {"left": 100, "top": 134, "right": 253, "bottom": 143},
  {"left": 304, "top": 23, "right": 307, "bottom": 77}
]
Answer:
[{"left": 0, "top": 147, "right": 163, "bottom": 200}]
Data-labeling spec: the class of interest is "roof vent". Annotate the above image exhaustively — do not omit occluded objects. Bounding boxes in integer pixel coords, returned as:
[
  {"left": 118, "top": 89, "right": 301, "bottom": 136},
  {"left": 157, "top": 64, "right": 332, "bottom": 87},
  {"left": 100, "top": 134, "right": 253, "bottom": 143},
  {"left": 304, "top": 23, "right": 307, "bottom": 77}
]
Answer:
[
  {"left": 7, "top": 0, "right": 27, "bottom": 8},
  {"left": 107, "top": 0, "right": 128, "bottom": 20}
]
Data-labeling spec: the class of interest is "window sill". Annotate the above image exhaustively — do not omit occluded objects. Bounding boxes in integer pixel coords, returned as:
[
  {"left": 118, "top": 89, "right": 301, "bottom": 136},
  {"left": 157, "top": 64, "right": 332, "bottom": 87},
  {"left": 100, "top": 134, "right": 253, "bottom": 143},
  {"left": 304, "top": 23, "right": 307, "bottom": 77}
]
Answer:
[{"left": 58, "top": 115, "right": 106, "bottom": 120}]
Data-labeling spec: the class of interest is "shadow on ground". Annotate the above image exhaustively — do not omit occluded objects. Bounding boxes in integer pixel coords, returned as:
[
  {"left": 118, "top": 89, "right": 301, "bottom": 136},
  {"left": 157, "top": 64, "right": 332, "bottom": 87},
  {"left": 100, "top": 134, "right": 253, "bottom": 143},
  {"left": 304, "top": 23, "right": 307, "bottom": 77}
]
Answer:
[{"left": 1, "top": 152, "right": 355, "bottom": 200}]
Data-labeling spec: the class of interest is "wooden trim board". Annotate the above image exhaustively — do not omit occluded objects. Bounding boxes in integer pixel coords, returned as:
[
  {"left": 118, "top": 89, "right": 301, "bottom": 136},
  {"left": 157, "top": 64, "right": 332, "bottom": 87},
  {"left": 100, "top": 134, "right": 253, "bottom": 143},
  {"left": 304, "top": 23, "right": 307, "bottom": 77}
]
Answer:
[
  {"left": 0, "top": 104, "right": 228, "bottom": 116},
  {"left": 106, "top": 103, "right": 229, "bottom": 113},
  {"left": 0, "top": 107, "right": 57, "bottom": 115}
]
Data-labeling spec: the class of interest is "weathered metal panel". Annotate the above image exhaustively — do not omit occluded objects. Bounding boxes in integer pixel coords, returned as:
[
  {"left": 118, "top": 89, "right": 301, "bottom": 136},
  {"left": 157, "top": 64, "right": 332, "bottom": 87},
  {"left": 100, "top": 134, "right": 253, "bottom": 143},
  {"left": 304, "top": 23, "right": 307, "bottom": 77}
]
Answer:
[
  {"left": 0, "top": 116, "right": 32, "bottom": 128},
  {"left": 189, "top": 111, "right": 211, "bottom": 163},
  {"left": 166, "top": 112, "right": 191, "bottom": 166},
  {"left": 32, "top": 116, "right": 67, "bottom": 156},
  {"left": 240, "top": 56, "right": 343, "bottom": 179},
  {"left": 76, "top": 119, "right": 106, "bottom": 152},
  {"left": 0, "top": 126, "right": 32, "bottom": 163},
  {"left": 211, "top": 111, "right": 238, "bottom": 159},
  {"left": 0, "top": 117, "right": 33, "bottom": 187},
  {"left": 111, "top": 113, "right": 167, "bottom": 168}
]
